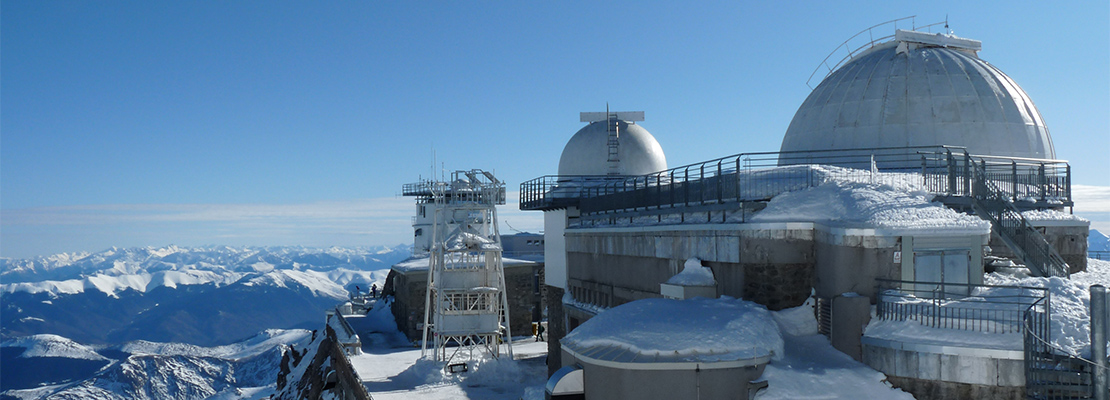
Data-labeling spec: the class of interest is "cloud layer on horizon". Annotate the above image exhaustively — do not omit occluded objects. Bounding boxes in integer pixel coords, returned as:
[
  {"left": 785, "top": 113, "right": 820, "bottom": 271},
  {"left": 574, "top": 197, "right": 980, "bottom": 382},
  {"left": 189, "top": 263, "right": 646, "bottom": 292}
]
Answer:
[{"left": 4, "top": 186, "right": 1107, "bottom": 259}]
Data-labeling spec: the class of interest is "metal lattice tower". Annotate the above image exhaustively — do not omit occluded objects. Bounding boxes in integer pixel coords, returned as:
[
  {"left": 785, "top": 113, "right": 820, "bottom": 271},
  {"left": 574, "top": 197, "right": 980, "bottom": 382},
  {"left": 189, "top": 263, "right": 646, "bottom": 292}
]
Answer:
[{"left": 404, "top": 170, "right": 513, "bottom": 366}]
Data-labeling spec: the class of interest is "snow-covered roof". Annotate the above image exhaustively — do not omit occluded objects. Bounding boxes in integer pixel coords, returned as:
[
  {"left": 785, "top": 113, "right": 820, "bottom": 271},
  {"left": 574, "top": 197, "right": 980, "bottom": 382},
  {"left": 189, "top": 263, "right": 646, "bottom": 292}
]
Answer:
[
  {"left": 561, "top": 297, "right": 783, "bottom": 368},
  {"left": 1021, "top": 209, "right": 1089, "bottom": 227},
  {"left": 749, "top": 179, "right": 990, "bottom": 236}
]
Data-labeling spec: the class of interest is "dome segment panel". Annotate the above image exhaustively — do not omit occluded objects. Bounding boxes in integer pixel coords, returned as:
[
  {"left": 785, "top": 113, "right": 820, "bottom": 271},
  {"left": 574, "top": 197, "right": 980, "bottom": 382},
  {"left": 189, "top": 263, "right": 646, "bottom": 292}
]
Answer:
[
  {"left": 558, "top": 119, "right": 667, "bottom": 176},
  {"left": 780, "top": 31, "right": 1054, "bottom": 168}
]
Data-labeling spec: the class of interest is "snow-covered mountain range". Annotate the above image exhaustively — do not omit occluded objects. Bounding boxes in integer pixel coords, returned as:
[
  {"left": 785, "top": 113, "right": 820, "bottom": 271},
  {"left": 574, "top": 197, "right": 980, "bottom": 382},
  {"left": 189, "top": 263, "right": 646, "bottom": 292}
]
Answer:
[
  {"left": 0, "top": 245, "right": 411, "bottom": 398},
  {"left": 1, "top": 329, "right": 313, "bottom": 399},
  {"left": 1090, "top": 229, "right": 1109, "bottom": 253},
  {"left": 1, "top": 245, "right": 411, "bottom": 346}
]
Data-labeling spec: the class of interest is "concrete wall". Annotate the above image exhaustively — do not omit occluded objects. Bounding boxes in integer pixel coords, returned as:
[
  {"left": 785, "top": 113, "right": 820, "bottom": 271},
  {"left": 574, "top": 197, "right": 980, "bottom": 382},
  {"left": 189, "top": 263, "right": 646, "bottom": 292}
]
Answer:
[
  {"left": 988, "top": 220, "right": 1088, "bottom": 273},
  {"left": 545, "top": 209, "right": 570, "bottom": 289},
  {"left": 862, "top": 341, "right": 1024, "bottom": 400},
  {"left": 813, "top": 229, "right": 902, "bottom": 300},
  {"left": 384, "top": 268, "right": 427, "bottom": 341},
  {"left": 564, "top": 224, "right": 815, "bottom": 311},
  {"left": 384, "top": 263, "right": 546, "bottom": 342},
  {"left": 545, "top": 285, "right": 566, "bottom": 377}
]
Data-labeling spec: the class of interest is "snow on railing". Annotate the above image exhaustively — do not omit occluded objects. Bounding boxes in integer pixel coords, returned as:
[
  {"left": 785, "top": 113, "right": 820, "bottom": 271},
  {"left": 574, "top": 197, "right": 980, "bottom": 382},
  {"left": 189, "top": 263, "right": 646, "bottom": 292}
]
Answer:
[{"left": 875, "top": 279, "right": 1049, "bottom": 335}]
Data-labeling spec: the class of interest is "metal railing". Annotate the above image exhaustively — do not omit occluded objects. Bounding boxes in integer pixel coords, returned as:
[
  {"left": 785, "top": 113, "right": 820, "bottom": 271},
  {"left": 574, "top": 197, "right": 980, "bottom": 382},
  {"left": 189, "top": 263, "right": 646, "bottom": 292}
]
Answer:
[
  {"left": 969, "top": 158, "right": 1071, "bottom": 278},
  {"left": 519, "top": 146, "right": 1072, "bottom": 215},
  {"left": 875, "top": 279, "right": 1049, "bottom": 335},
  {"left": 403, "top": 169, "right": 507, "bottom": 205},
  {"left": 1090, "top": 251, "right": 1110, "bottom": 261},
  {"left": 1025, "top": 311, "right": 1102, "bottom": 399},
  {"left": 806, "top": 16, "right": 949, "bottom": 89}
]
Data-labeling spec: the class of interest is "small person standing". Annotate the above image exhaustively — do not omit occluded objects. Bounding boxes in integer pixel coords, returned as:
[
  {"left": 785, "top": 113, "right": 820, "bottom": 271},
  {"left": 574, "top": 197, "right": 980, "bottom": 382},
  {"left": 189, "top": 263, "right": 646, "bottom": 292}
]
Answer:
[{"left": 370, "top": 283, "right": 378, "bottom": 298}]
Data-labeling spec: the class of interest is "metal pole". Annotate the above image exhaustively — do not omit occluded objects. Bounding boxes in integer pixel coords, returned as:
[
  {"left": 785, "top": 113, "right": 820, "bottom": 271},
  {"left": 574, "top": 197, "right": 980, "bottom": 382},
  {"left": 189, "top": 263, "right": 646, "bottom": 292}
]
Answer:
[{"left": 1092, "top": 284, "right": 1108, "bottom": 400}]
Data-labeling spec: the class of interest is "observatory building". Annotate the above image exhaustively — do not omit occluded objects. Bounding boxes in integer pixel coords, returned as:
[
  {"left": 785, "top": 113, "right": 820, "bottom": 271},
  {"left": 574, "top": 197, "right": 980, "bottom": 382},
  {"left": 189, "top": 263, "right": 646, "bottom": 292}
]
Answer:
[
  {"left": 780, "top": 30, "right": 1054, "bottom": 168},
  {"left": 527, "top": 23, "right": 1091, "bottom": 400},
  {"left": 558, "top": 111, "right": 667, "bottom": 177}
]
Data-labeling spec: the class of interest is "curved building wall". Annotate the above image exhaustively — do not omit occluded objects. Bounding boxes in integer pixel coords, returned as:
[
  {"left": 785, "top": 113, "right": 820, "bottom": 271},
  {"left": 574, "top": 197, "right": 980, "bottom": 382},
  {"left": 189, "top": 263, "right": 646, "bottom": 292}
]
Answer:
[{"left": 780, "top": 42, "right": 1055, "bottom": 167}]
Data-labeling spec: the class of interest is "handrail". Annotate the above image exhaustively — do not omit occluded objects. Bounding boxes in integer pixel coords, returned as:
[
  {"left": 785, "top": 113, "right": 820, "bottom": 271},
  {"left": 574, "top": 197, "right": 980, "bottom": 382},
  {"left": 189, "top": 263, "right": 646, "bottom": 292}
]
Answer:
[
  {"left": 805, "top": 16, "right": 949, "bottom": 89},
  {"left": 519, "top": 145, "right": 1072, "bottom": 215},
  {"left": 967, "top": 157, "right": 1070, "bottom": 277},
  {"left": 875, "top": 279, "right": 1049, "bottom": 335},
  {"left": 1023, "top": 303, "right": 1106, "bottom": 399}
]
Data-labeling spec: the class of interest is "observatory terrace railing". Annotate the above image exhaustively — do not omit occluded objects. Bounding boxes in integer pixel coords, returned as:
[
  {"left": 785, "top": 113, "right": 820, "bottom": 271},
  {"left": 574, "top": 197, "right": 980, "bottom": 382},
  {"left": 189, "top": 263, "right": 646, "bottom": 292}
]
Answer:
[
  {"left": 968, "top": 157, "right": 1071, "bottom": 278},
  {"left": 874, "top": 279, "right": 1049, "bottom": 336},
  {"left": 518, "top": 146, "right": 1072, "bottom": 215}
]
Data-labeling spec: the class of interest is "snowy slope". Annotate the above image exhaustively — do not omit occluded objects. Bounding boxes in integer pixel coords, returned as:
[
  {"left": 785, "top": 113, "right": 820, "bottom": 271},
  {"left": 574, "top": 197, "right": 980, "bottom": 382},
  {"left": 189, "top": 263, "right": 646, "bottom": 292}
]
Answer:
[
  {"left": 984, "top": 257, "right": 1110, "bottom": 357},
  {"left": 1, "top": 245, "right": 411, "bottom": 348},
  {"left": 1090, "top": 229, "right": 1109, "bottom": 252},
  {"left": 1, "top": 329, "right": 311, "bottom": 399},
  {"left": 2, "top": 334, "right": 108, "bottom": 360}
]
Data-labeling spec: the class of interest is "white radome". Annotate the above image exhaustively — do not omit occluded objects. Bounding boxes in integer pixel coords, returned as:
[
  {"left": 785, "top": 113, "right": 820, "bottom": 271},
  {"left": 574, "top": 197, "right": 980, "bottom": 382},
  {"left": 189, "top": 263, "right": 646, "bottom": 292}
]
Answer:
[
  {"left": 558, "top": 119, "right": 667, "bottom": 176},
  {"left": 780, "top": 30, "right": 1055, "bottom": 166}
]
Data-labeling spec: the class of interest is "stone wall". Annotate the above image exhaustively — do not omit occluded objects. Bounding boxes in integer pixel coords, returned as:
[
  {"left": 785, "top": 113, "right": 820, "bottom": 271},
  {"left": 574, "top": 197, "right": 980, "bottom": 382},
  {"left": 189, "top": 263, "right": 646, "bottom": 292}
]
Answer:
[
  {"left": 862, "top": 342, "right": 1025, "bottom": 400},
  {"left": 383, "top": 268, "right": 427, "bottom": 341},
  {"left": 885, "top": 375, "right": 1024, "bottom": 400},
  {"left": 273, "top": 326, "right": 372, "bottom": 400},
  {"left": 812, "top": 230, "right": 902, "bottom": 300},
  {"left": 564, "top": 225, "right": 815, "bottom": 311},
  {"left": 988, "top": 221, "right": 1089, "bottom": 273},
  {"left": 545, "top": 285, "right": 566, "bottom": 377},
  {"left": 384, "top": 263, "right": 546, "bottom": 342}
]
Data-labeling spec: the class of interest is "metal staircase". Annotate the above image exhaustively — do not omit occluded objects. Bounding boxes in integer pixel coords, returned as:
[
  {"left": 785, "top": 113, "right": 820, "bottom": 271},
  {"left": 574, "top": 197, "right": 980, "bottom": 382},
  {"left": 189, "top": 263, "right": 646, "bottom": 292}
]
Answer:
[{"left": 968, "top": 157, "right": 1070, "bottom": 278}]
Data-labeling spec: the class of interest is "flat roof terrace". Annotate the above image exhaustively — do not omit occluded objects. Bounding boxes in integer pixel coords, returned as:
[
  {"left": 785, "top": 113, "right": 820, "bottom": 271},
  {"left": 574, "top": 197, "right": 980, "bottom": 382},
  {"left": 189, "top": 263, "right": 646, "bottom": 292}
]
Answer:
[{"left": 519, "top": 146, "right": 1072, "bottom": 216}]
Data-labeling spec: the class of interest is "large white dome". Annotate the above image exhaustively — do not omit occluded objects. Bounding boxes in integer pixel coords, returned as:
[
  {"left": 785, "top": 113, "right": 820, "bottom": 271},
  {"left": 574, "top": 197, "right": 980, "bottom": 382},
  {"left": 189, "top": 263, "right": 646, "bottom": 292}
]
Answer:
[
  {"left": 780, "top": 31, "right": 1055, "bottom": 166},
  {"left": 558, "top": 119, "right": 667, "bottom": 176}
]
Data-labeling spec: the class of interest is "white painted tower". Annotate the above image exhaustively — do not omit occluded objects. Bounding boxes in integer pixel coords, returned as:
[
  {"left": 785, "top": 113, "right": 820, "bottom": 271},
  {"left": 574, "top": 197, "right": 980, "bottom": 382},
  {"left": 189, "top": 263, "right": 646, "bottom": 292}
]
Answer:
[{"left": 404, "top": 170, "right": 513, "bottom": 366}]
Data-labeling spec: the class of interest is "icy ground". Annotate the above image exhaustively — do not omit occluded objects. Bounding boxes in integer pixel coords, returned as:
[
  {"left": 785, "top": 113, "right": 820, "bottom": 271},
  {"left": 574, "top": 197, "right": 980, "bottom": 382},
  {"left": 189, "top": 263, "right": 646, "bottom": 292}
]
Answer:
[{"left": 346, "top": 297, "right": 912, "bottom": 399}]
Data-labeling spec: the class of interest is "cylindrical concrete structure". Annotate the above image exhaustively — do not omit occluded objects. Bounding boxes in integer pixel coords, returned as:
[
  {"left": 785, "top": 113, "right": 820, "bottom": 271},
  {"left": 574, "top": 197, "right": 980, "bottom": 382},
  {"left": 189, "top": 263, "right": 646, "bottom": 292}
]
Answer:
[{"left": 1091, "top": 285, "right": 1108, "bottom": 400}]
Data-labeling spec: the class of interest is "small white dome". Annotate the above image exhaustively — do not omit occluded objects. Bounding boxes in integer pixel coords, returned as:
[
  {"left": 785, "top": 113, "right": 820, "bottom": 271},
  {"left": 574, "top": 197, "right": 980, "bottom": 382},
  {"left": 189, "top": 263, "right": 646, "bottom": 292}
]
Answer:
[
  {"left": 558, "top": 120, "right": 667, "bottom": 176},
  {"left": 781, "top": 32, "right": 1055, "bottom": 167}
]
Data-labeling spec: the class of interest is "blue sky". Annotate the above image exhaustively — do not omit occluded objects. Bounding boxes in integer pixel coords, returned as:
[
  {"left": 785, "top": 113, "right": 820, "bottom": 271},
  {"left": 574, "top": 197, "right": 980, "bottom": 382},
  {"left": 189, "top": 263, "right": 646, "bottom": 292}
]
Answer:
[{"left": 3, "top": 1, "right": 1108, "bottom": 258}]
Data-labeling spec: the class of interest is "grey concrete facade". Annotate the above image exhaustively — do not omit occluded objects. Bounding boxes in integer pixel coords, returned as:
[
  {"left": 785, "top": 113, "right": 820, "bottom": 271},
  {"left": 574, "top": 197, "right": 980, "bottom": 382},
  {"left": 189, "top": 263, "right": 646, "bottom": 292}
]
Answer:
[
  {"left": 564, "top": 224, "right": 816, "bottom": 311},
  {"left": 862, "top": 338, "right": 1025, "bottom": 400}
]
